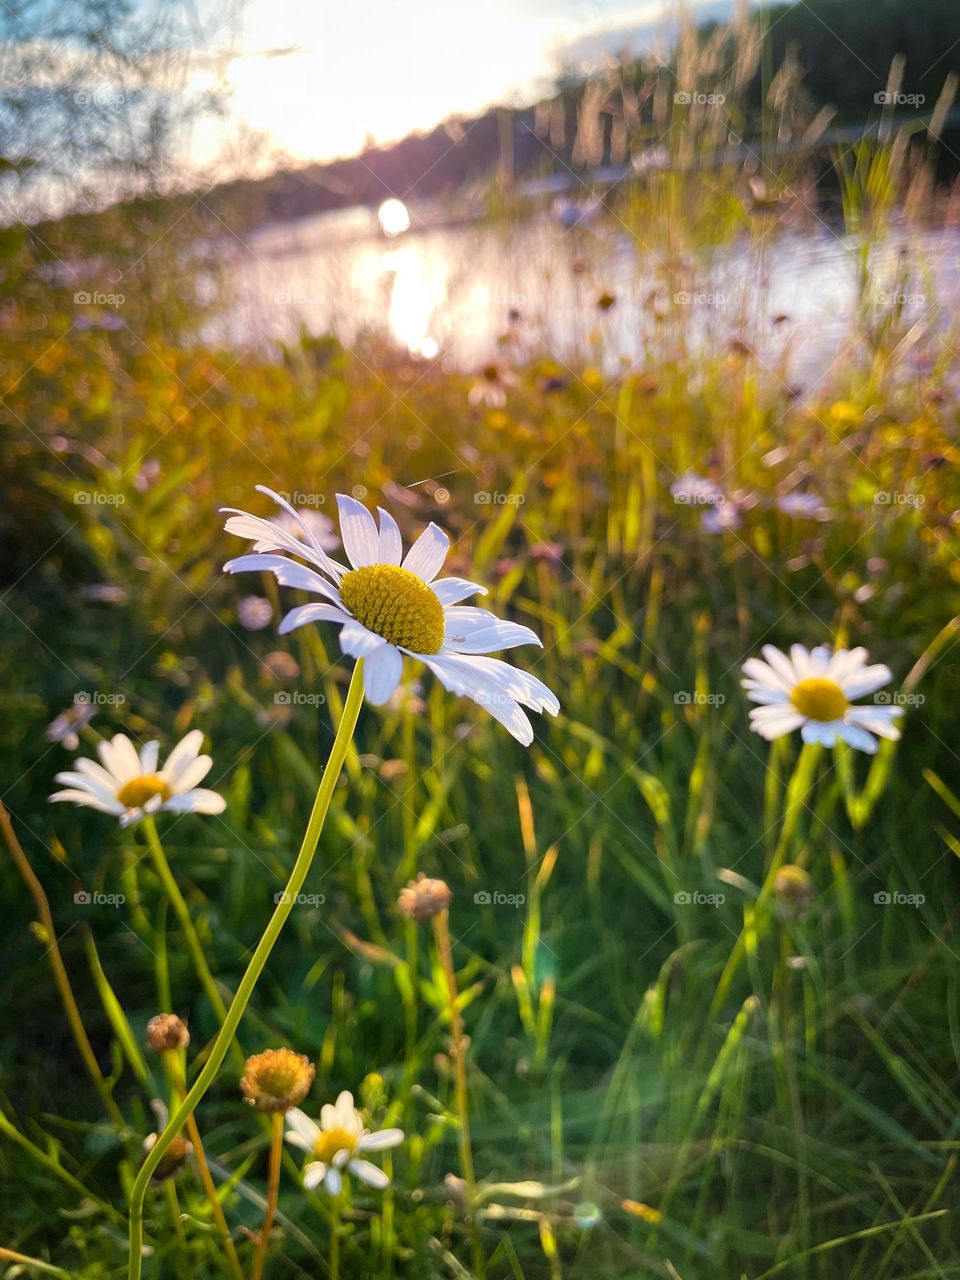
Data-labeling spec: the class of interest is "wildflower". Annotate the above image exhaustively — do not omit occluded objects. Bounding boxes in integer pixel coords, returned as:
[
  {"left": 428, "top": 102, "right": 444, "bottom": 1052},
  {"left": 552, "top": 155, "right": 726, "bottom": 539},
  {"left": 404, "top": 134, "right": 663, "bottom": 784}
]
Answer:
[
  {"left": 397, "top": 873, "right": 452, "bottom": 922},
  {"left": 670, "top": 471, "right": 724, "bottom": 508},
  {"left": 49, "top": 730, "right": 226, "bottom": 826},
  {"left": 45, "top": 700, "right": 96, "bottom": 750},
  {"left": 241, "top": 1048, "right": 315, "bottom": 1113},
  {"left": 146, "top": 1013, "right": 190, "bottom": 1052},
  {"left": 701, "top": 500, "right": 741, "bottom": 534},
  {"left": 777, "top": 491, "right": 828, "bottom": 520},
  {"left": 222, "top": 489, "right": 559, "bottom": 745},
  {"left": 142, "top": 1132, "right": 192, "bottom": 1182},
  {"left": 237, "top": 595, "right": 274, "bottom": 630},
  {"left": 285, "top": 1091, "right": 403, "bottom": 1195},
  {"left": 741, "top": 645, "right": 902, "bottom": 753},
  {"left": 468, "top": 363, "right": 516, "bottom": 408}
]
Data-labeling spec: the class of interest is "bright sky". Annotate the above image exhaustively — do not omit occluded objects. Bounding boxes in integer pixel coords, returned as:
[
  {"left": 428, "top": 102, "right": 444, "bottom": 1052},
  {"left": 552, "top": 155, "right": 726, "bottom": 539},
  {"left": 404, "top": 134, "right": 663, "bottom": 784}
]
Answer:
[{"left": 186, "top": 0, "right": 731, "bottom": 175}]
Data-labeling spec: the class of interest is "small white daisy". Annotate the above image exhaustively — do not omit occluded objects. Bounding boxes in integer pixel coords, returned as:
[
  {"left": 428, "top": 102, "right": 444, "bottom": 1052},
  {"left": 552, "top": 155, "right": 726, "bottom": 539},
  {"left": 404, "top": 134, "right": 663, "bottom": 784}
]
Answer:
[
  {"left": 285, "top": 1091, "right": 403, "bottom": 1196},
  {"left": 45, "top": 699, "right": 97, "bottom": 750},
  {"left": 741, "top": 644, "right": 903, "bottom": 754},
  {"left": 222, "top": 488, "right": 559, "bottom": 745},
  {"left": 468, "top": 363, "right": 517, "bottom": 408},
  {"left": 49, "top": 731, "right": 227, "bottom": 827}
]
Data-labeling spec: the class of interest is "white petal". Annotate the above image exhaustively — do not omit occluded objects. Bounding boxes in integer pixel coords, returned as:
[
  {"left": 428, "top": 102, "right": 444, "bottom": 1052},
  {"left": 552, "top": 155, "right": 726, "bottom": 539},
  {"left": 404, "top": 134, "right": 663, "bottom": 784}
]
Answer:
[
  {"left": 800, "top": 719, "right": 841, "bottom": 746},
  {"left": 824, "top": 647, "right": 867, "bottom": 683},
  {"left": 402, "top": 523, "right": 449, "bottom": 582},
  {"left": 759, "top": 646, "right": 800, "bottom": 688},
  {"left": 170, "top": 755, "right": 213, "bottom": 793},
  {"left": 222, "top": 506, "right": 344, "bottom": 580},
  {"left": 334, "top": 1091, "right": 356, "bottom": 1119},
  {"left": 339, "top": 622, "right": 388, "bottom": 659},
  {"left": 807, "top": 645, "right": 832, "bottom": 675},
  {"left": 845, "top": 705, "right": 903, "bottom": 740},
  {"left": 741, "top": 683, "right": 791, "bottom": 705},
  {"left": 363, "top": 645, "right": 404, "bottom": 705},
  {"left": 835, "top": 723, "right": 878, "bottom": 753},
  {"left": 748, "top": 706, "right": 804, "bottom": 740},
  {"left": 302, "top": 1161, "right": 327, "bottom": 1189},
  {"left": 742, "top": 656, "right": 792, "bottom": 695},
  {"left": 432, "top": 577, "right": 488, "bottom": 604},
  {"left": 349, "top": 1159, "right": 390, "bottom": 1189},
  {"left": 139, "top": 741, "right": 160, "bottom": 774},
  {"left": 163, "top": 788, "right": 226, "bottom": 815},
  {"left": 442, "top": 621, "right": 542, "bottom": 654},
  {"left": 336, "top": 494, "right": 381, "bottom": 569},
  {"left": 49, "top": 788, "right": 125, "bottom": 814},
  {"left": 286, "top": 1109, "right": 320, "bottom": 1147},
  {"left": 324, "top": 1167, "right": 342, "bottom": 1196},
  {"left": 98, "top": 734, "right": 140, "bottom": 783},
  {"left": 160, "top": 730, "right": 205, "bottom": 786},
  {"left": 789, "top": 644, "right": 813, "bottom": 680},
  {"left": 419, "top": 654, "right": 534, "bottom": 744},
  {"left": 224, "top": 554, "right": 343, "bottom": 605},
  {"left": 377, "top": 508, "right": 403, "bottom": 565},
  {"left": 255, "top": 486, "right": 346, "bottom": 578},
  {"left": 278, "top": 603, "right": 352, "bottom": 635},
  {"left": 839, "top": 665, "right": 894, "bottom": 699},
  {"left": 75, "top": 757, "right": 121, "bottom": 792},
  {"left": 52, "top": 771, "right": 117, "bottom": 804},
  {"left": 358, "top": 1128, "right": 404, "bottom": 1151}
]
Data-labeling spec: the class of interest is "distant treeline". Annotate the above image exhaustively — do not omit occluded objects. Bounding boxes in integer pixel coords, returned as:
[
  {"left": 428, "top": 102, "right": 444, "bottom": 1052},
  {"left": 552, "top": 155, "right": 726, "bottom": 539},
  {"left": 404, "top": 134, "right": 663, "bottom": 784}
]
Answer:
[
  {"left": 44, "top": 0, "right": 960, "bottom": 235},
  {"left": 763, "top": 0, "right": 959, "bottom": 119}
]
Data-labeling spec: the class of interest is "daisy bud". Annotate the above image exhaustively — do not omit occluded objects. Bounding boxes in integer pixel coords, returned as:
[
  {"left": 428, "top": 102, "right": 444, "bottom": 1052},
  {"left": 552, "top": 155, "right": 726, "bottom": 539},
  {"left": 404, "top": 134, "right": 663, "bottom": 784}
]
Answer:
[
  {"left": 397, "top": 873, "right": 452, "bottom": 923},
  {"left": 142, "top": 1132, "right": 192, "bottom": 1182},
  {"left": 773, "top": 865, "right": 814, "bottom": 921},
  {"left": 240, "top": 1048, "right": 316, "bottom": 1113},
  {"left": 145, "top": 1013, "right": 190, "bottom": 1052}
]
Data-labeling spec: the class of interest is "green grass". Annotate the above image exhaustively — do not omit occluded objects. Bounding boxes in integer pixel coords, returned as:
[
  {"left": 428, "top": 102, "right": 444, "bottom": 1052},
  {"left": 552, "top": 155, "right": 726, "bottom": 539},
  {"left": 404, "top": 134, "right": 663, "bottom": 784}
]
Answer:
[{"left": 2, "top": 18, "right": 960, "bottom": 1277}]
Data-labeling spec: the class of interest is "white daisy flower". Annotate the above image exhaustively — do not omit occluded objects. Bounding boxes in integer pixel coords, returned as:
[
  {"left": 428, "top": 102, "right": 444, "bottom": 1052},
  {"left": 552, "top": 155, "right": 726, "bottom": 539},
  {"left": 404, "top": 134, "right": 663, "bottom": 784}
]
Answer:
[
  {"left": 468, "top": 363, "right": 517, "bottom": 408},
  {"left": 284, "top": 1091, "right": 403, "bottom": 1196},
  {"left": 49, "top": 731, "right": 227, "bottom": 827},
  {"left": 741, "top": 644, "right": 903, "bottom": 754},
  {"left": 222, "top": 488, "right": 559, "bottom": 746},
  {"left": 45, "top": 699, "right": 97, "bottom": 750}
]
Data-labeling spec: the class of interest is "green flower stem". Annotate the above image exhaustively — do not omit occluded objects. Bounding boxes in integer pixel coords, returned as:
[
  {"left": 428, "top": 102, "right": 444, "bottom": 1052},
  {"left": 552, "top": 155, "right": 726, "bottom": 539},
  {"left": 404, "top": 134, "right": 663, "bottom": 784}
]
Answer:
[
  {"left": 127, "top": 661, "right": 366, "bottom": 1280},
  {"left": 141, "top": 815, "right": 246, "bottom": 1065},
  {"left": 709, "top": 742, "right": 821, "bottom": 1017}
]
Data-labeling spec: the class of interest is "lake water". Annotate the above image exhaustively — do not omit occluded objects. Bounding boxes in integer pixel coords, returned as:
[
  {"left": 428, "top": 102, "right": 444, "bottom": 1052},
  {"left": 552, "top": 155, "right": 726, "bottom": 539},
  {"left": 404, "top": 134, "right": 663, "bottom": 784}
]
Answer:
[{"left": 213, "top": 202, "right": 960, "bottom": 393}]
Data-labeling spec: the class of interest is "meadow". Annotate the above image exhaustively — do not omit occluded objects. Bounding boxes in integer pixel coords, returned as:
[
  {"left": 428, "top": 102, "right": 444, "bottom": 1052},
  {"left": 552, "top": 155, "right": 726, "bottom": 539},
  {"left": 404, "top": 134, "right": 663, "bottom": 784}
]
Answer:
[{"left": 2, "top": 20, "right": 960, "bottom": 1280}]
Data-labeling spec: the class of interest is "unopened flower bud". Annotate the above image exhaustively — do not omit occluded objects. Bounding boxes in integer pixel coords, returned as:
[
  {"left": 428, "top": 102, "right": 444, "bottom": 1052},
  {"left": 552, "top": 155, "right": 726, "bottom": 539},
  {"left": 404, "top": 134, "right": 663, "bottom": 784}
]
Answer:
[
  {"left": 146, "top": 1013, "right": 190, "bottom": 1052},
  {"left": 142, "top": 1132, "right": 192, "bottom": 1182},
  {"left": 240, "top": 1048, "right": 315, "bottom": 1113},
  {"left": 397, "top": 873, "right": 452, "bottom": 923},
  {"left": 773, "top": 865, "right": 814, "bottom": 921}
]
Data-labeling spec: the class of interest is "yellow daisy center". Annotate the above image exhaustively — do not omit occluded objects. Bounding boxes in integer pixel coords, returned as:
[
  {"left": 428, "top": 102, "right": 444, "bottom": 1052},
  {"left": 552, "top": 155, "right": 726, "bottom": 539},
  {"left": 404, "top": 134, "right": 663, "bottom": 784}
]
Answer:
[
  {"left": 790, "top": 677, "right": 848, "bottom": 722},
  {"left": 339, "top": 564, "right": 445, "bottom": 654},
  {"left": 313, "top": 1126, "right": 358, "bottom": 1165},
  {"left": 116, "top": 773, "right": 172, "bottom": 809}
]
